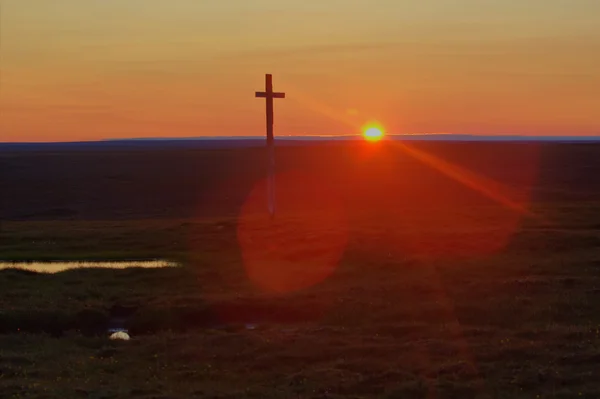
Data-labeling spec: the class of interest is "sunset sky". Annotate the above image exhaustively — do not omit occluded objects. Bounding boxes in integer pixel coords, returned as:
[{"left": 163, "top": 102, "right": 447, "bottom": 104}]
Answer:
[{"left": 1, "top": 0, "right": 599, "bottom": 142}]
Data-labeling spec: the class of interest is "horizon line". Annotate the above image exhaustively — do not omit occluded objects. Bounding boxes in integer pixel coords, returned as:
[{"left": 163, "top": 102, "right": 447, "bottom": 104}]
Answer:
[{"left": 1, "top": 133, "right": 599, "bottom": 145}]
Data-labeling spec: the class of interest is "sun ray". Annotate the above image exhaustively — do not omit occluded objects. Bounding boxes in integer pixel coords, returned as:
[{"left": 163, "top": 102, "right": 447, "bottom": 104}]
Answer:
[{"left": 392, "top": 141, "right": 545, "bottom": 222}]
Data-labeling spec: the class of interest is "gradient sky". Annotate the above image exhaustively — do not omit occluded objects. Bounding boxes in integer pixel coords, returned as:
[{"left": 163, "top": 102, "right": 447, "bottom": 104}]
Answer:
[{"left": 1, "top": 0, "right": 599, "bottom": 142}]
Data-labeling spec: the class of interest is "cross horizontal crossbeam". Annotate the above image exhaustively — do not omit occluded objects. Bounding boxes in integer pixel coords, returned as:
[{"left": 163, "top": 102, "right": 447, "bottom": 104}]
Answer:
[{"left": 255, "top": 92, "right": 285, "bottom": 99}]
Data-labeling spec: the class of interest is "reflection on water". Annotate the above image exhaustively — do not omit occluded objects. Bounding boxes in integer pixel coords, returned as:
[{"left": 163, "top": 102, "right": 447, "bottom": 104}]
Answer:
[{"left": 0, "top": 260, "right": 177, "bottom": 273}]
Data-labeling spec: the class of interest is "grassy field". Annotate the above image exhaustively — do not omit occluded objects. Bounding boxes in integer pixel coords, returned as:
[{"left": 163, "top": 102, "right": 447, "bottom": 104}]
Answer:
[{"left": 1, "top": 142, "right": 600, "bottom": 398}]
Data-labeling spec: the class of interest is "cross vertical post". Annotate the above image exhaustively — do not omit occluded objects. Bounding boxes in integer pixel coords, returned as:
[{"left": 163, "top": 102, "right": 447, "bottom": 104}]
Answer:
[{"left": 255, "top": 74, "right": 285, "bottom": 217}]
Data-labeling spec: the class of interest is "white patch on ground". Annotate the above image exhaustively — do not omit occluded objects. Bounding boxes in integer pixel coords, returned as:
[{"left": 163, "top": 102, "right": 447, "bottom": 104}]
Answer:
[{"left": 109, "top": 331, "right": 131, "bottom": 341}]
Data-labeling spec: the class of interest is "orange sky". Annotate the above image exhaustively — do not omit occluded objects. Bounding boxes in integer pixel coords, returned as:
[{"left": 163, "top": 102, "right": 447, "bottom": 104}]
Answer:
[{"left": 1, "top": 0, "right": 599, "bottom": 142}]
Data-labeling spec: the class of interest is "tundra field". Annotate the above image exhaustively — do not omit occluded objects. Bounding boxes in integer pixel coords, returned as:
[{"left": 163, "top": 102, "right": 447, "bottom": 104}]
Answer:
[{"left": 1, "top": 141, "right": 600, "bottom": 398}]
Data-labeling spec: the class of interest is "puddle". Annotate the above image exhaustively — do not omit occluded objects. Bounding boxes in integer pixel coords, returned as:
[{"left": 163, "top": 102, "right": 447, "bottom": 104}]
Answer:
[{"left": 0, "top": 260, "right": 177, "bottom": 274}]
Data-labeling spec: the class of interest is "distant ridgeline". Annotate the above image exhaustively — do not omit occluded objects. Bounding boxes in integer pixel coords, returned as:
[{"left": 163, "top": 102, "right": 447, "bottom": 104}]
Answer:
[{"left": 0, "top": 135, "right": 599, "bottom": 150}]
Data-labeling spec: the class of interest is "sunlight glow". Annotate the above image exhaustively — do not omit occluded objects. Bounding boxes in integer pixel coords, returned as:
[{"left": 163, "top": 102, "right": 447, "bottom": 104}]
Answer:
[{"left": 363, "top": 125, "right": 385, "bottom": 142}]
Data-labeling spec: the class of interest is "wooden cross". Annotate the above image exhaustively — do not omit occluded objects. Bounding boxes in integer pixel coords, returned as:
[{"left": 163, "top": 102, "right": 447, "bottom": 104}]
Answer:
[
  {"left": 255, "top": 74, "right": 285, "bottom": 144},
  {"left": 255, "top": 74, "right": 285, "bottom": 217}
]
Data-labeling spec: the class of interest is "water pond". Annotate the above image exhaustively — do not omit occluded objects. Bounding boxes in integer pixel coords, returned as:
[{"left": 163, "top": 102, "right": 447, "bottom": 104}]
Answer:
[{"left": 0, "top": 260, "right": 177, "bottom": 273}]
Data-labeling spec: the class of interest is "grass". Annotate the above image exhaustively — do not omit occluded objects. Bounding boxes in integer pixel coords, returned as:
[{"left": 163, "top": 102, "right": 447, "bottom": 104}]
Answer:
[
  {"left": 1, "top": 142, "right": 600, "bottom": 397},
  {"left": 3, "top": 325, "right": 600, "bottom": 399},
  {"left": 2, "top": 214, "right": 600, "bottom": 397}
]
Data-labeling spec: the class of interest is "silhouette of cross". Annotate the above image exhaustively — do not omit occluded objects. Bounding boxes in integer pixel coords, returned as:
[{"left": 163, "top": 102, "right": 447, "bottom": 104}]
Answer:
[
  {"left": 255, "top": 74, "right": 285, "bottom": 217},
  {"left": 255, "top": 74, "right": 286, "bottom": 145}
]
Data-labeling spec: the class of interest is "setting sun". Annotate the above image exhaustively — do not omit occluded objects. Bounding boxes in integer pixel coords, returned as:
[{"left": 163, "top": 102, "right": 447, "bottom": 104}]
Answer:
[{"left": 363, "top": 126, "right": 385, "bottom": 142}]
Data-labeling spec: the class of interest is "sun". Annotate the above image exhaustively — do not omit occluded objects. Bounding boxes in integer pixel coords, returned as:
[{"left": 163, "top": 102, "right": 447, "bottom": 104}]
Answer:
[{"left": 363, "top": 125, "right": 385, "bottom": 142}]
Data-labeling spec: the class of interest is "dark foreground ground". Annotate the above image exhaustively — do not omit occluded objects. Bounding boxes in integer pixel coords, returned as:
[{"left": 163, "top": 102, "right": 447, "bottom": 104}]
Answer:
[{"left": 1, "top": 141, "right": 600, "bottom": 398}]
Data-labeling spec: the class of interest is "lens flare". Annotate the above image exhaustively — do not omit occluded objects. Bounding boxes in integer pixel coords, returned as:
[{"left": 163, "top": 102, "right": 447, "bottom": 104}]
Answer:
[{"left": 237, "top": 171, "right": 348, "bottom": 294}]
